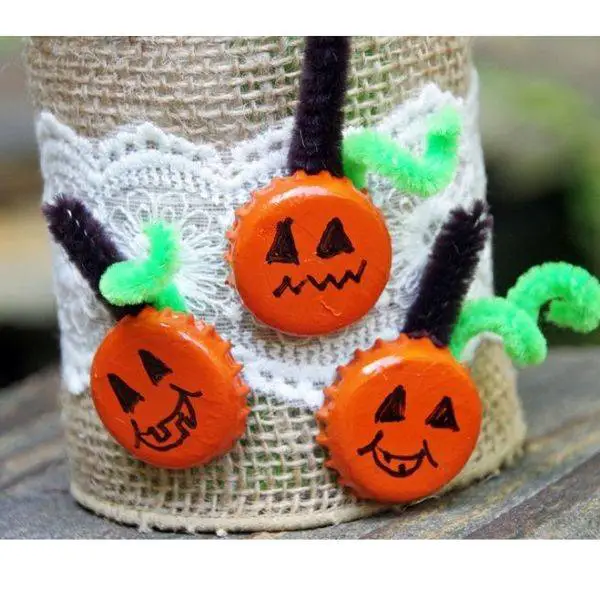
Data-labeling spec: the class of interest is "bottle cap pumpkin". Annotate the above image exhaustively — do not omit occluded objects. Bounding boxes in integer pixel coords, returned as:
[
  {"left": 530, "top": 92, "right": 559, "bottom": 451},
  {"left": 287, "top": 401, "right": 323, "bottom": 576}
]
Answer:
[
  {"left": 43, "top": 196, "right": 250, "bottom": 470},
  {"left": 317, "top": 200, "right": 492, "bottom": 503},
  {"left": 317, "top": 336, "right": 481, "bottom": 503},
  {"left": 91, "top": 307, "right": 249, "bottom": 469},
  {"left": 226, "top": 37, "right": 392, "bottom": 336},
  {"left": 227, "top": 170, "right": 391, "bottom": 335}
]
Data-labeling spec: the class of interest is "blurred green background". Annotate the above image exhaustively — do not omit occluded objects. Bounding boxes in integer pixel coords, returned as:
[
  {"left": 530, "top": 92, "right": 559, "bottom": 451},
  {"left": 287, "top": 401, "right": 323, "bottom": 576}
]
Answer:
[{"left": 0, "top": 37, "right": 598, "bottom": 388}]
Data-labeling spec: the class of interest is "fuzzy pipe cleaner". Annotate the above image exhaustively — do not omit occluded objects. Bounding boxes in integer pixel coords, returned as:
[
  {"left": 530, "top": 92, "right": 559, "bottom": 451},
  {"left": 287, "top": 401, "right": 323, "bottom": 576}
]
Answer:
[
  {"left": 506, "top": 262, "right": 600, "bottom": 333},
  {"left": 451, "top": 263, "right": 600, "bottom": 366},
  {"left": 42, "top": 195, "right": 144, "bottom": 320},
  {"left": 100, "top": 222, "right": 187, "bottom": 312},
  {"left": 342, "top": 106, "right": 461, "bottom": 196},
  {"left": 450, "top": 298, "right": 547, "bottom": 366},
  {"left": 287, "top": 37, "right": 350, "bottom": 177},
  {"left": 402, "top": 199, "right": 492, "bottom": 346}
]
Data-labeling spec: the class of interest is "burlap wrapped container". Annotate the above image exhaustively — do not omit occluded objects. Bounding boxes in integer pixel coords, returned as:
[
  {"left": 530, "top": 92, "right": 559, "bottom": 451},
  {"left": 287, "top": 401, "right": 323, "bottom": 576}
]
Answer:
[{"left": 26, "top": 36, "right": 526, "bottom": 532}]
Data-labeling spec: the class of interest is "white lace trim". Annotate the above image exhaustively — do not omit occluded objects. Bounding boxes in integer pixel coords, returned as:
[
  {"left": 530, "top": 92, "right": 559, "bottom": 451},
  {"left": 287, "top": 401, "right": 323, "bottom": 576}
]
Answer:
[{"left": 38, "top": 73, "right": 491, "bottom": 410}]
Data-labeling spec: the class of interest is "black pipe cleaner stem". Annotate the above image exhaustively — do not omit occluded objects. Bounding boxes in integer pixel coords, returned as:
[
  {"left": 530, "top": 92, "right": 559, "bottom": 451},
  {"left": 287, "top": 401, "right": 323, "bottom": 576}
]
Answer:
[
  {"left": 42, "top": 195, "right": 145, "bottom": 320},
  {"left": 402, "top": 200, "right": 492, "bottom": 347},
  {"left": 287, "top": 36, "right": 350, "bottom": 178}
]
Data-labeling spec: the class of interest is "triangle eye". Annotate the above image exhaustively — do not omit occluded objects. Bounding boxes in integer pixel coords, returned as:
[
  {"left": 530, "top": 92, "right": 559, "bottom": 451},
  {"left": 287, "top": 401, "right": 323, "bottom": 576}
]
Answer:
[
  {"left": 316, "top": 218, "right": 355, "bottom": 259},
  {"left": 375, "top": 385, "right": 406, "bottom": 423},
  {"left": 139, "top": 349, "right": 173, "bottom": 385},
  {"left": 425, "top": 396, "right": 460, "bottom": 432},
  {"left": 108, "top": 373, "right": 144, "bottom": 414},
  {"left": 266, "top": 218, "right": 300, "bottom": 265}
]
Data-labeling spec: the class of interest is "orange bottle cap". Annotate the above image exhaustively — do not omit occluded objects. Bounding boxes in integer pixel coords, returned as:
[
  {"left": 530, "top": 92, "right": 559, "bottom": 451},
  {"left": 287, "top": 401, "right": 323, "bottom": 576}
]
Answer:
[
  {"left": 90, "top": 307, "right": 250, "bottom": 469},
  {"left": 226, "top": 171, "right": 392, "bottom": 336},
  {"left": 317, "top": 335, "right": 482, "bottom": 503}
]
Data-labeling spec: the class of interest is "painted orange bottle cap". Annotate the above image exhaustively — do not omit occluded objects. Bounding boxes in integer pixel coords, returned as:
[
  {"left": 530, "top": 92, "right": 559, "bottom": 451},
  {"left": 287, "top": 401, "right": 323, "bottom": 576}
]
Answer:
[
  {"left": 317, "top": 335, "right": 482, "bottom": 504},
  {"left": 90, "top": 307, "right": 250, "bottom": 469},
  {"left": 226, "top": 171, "right": 392, "bottom": 336}
]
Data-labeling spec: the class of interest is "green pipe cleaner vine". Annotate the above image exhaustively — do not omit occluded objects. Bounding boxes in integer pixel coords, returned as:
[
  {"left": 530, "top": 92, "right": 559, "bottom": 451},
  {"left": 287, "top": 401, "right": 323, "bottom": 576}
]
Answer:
[
  {"left": 450, "top": 262, "right": 600, "bottom": 366},
  {"left": 450, "top": 298, "right": 547, "bottom": 367},
  {"left": 342, "top": 106, "right": 461, "bottom": 196},
  {"left": 100, "top": 222, "right": 187, "bottom": 312},
  {"left": 506, "top": 262, "right": 600, "bottom": 333}
]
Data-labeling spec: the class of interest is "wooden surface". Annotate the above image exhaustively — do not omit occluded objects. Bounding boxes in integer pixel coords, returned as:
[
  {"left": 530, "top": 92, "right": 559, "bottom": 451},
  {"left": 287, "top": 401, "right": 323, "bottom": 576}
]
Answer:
[{"left": 0, "top": 348, "right": 599, "bottom": 539}]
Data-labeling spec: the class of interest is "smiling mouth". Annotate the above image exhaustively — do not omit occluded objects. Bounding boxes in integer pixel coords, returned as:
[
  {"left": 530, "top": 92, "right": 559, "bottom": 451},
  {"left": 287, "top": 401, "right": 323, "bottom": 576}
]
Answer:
[
  {"left": 357, "top": 430, "right": 439, "bottom": 478},
  {"left": 132, "top": 384, "right": 202, "bottom": 452},
  {"left": 272, "top": 259, "right": 367, "bottom": 298}
]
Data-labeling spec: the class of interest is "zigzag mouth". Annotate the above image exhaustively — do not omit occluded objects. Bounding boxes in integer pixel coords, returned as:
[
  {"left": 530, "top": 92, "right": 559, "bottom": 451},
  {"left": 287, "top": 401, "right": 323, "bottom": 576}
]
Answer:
[
  {"left": 272, "top": 259, "right": 367, "bottom": 298},
  {"left": 132, "top": 384, "right": 202, "bottom": 452}
]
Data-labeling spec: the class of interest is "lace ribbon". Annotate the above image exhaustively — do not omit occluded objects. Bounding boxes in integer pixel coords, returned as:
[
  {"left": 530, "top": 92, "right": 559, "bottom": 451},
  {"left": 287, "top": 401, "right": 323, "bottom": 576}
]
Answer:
[{"left": 38, "top": 74, "right": 491, "bottom": 409}]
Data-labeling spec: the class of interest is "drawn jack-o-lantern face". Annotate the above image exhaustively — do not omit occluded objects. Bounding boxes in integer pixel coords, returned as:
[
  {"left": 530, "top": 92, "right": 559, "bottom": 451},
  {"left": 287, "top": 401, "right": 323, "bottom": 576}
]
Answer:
[
  {"left": 91, "top": 307, "right": 250, "bottom": 469},
  {"left": 227, "top": 171, "right": 392, "bottom": 336},
  {"left": 317, "top": 335, "right": 482, "bottom": 503}
]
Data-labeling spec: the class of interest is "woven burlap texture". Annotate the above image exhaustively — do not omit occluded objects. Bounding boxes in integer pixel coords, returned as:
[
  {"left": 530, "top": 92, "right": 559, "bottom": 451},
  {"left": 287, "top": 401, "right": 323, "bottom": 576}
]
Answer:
[
  {"left": 27, "top": 36, "right": 526, "bottom": 532},
  {"left": 26, "top": 36, "right": 471, "bottom": 147},
  {"left": 63, "top": 341, "right": 524, "bottom": 533}
]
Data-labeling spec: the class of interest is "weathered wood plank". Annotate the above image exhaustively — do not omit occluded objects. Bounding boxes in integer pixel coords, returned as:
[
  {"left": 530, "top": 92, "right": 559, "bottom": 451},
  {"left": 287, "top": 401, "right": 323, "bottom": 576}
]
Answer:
[
  {"left": 467, "top": 451, "right": 600, "bottom": 538},
  {"left": 0, "top": 368, "right": 63, "bottom": 491},
  {"left": 0, "top": 348, "right": 599, "bottom": 538},
  {"left": 516, "top": 348, "right": 600, "bottom": 439},
  {"left": 0, "top": 463, "right": 195, "bottom": 540}
]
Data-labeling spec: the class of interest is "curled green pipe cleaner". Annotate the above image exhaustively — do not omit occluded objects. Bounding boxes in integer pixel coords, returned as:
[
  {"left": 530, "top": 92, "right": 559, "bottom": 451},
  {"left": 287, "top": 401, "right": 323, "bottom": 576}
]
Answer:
[
  {"left": 450, "top": 262, "right": 600, "bottom": 367},
  {"left": 506, "top": 262, "right": 600, "bottom": 333},
  {"left": 99, "top": 222, "right": 187, "bottom": 312},
  {"left": 450, "top": 298, "right": 548, "bottom": 367},
  {"left": 342, "top": 106, "right": 461, "bottom": 196}
]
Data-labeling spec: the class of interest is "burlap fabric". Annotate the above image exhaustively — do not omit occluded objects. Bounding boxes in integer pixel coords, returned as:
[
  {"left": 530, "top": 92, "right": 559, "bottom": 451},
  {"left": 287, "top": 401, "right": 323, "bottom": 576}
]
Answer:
[
  {"left": 26, "top": 36, "right": 470, "bottom": 146},
  {"left": 26, "top": 36, "right": 526, "bottom": 532}
]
